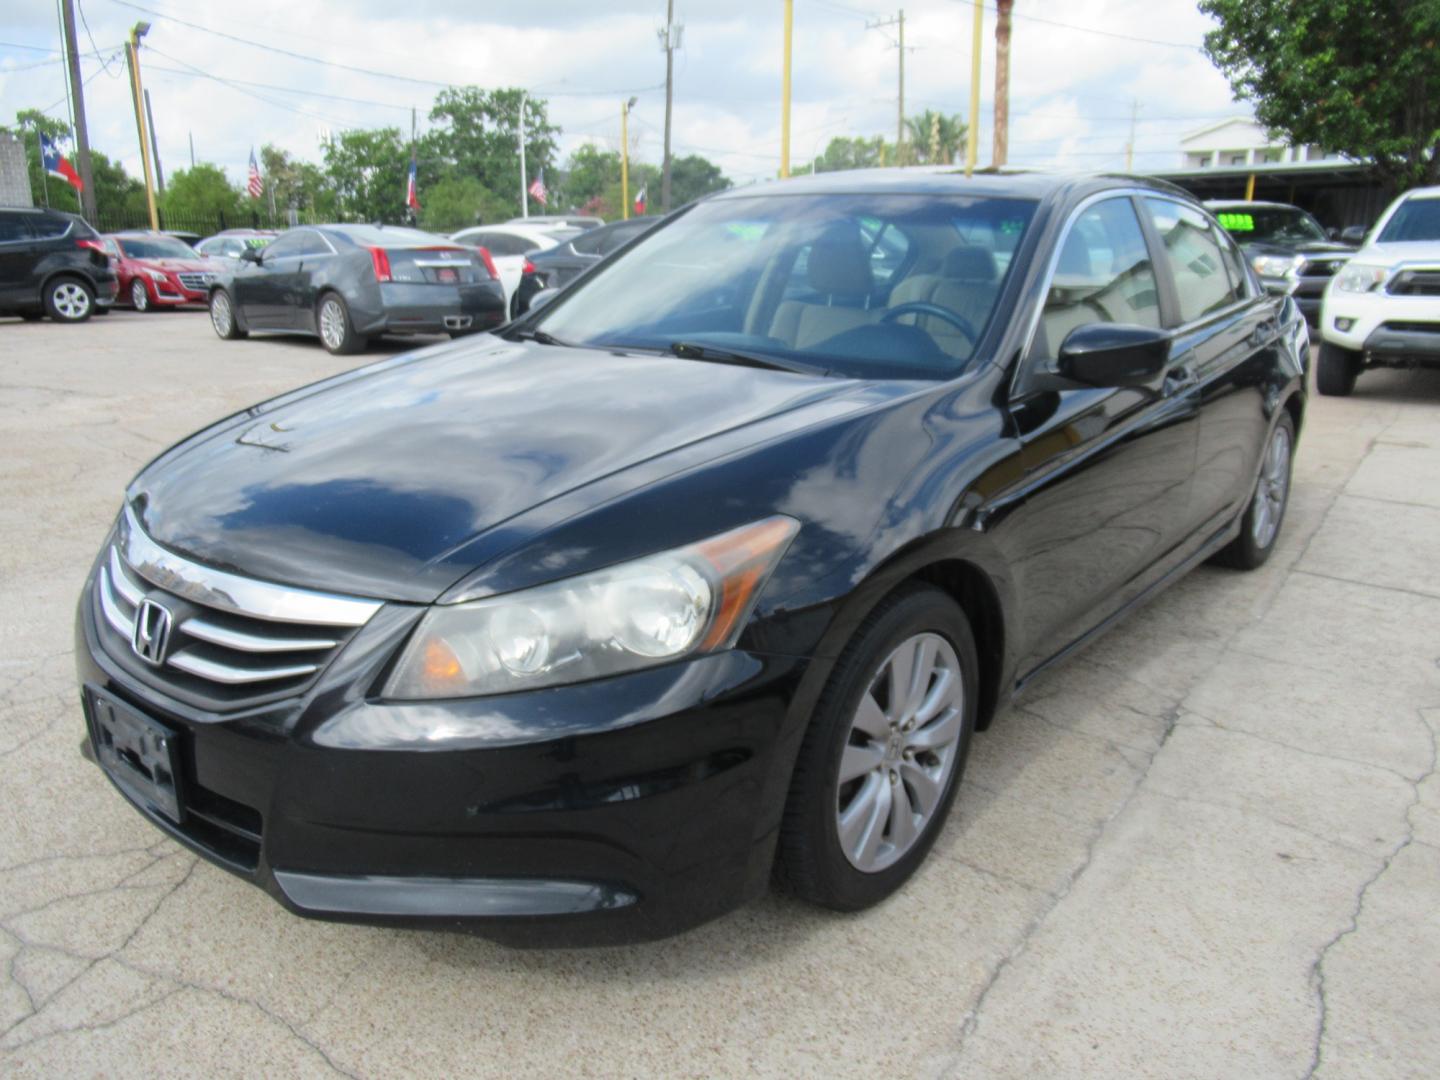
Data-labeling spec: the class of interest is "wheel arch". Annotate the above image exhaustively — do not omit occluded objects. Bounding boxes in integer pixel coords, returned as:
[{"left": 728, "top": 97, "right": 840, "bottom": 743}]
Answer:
[{"left": 39, "top": 267, "right": 98, "bottom": 300}]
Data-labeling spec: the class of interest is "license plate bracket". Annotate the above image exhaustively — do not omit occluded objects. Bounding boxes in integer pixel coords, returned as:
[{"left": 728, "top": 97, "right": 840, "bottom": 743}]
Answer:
[{"left": 86, "top": 686, "right": 184, "bottom": 824}]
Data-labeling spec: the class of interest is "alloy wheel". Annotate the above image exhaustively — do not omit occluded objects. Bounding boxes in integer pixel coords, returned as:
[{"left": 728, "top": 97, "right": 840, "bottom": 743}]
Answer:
[
  {"left": 835, "top": 632, "right": 965, "bottom": 873},
  {"left": 131, "top": 280, "right": 149, "bottom": 311},
  {"left": 319, "top": 298, "right": 346, "bottom": 350},
  {"left": 210, "top": 292, "right": 232, "bottom": 337},
  {"left": 1251, "top": 423, "right": 1291, "bottom": 549},
  {"left": 51, "top": 282, "right": 90, "bottom": 320}
]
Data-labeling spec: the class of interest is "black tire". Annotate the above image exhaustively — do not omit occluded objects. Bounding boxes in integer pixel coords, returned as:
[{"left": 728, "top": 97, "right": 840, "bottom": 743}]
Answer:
[
  {"left": 1211, "top": 412, "right": 1296, "bottom": 571},
  {"left": 316, "top": 292, "right": 365, "bottom": 355},
  {"left": 208, "top": 289, "right": 246, "bottom": 340},
  {"left": 775, "top": 583, "right": 978, "bottom": 911},
  {"left": 92, "top": 305, "right": 110, "bottom": 316},
  {"left": 1316, "top": 342, "right": 1361, "bottom": 396},
  {"left": 130, "top": 279, "right": 151, "bottom": 312},
  {"left": 43, "top": 276, "right": 94, "bottom": 323},
  {"left": 20, "top": 312, "right": 43, "bottom": 322}
]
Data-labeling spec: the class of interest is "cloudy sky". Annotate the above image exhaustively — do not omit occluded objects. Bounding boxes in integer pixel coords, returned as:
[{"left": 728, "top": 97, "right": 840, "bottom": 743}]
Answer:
[{"left": 1, "top": 0, "right": 1247, "bottom": 195}]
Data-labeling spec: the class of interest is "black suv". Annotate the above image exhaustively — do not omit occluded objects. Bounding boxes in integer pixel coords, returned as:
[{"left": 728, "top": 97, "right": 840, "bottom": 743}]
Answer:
[
  {"left": 1207, "top": 199, "right": 1355, "bottom": 326},
  {"left": 0, "top": 206, "right": 119, "bottom": 322}
]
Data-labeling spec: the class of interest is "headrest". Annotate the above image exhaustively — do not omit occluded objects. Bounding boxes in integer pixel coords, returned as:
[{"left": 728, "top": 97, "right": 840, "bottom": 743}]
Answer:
[
  {"left": 806, "top": 223, "right": 873, "bottom": 296},
  {"left": 942, "top": 246, "right": 997, "bottom": 282}
]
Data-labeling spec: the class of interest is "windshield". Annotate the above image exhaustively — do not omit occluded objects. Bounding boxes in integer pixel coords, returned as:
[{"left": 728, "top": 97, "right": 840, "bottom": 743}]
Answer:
[
  {"left": 116, "top": 236, "right": 199, "bottom": 259},
  {"left": 1214, "top": 207, "right": 1326, "bottom": 244},
  {"left": 1378, "top": 197, "right": 1440, "bottom": 243},
  {"left": 534, "top": 193, "right": 1037, "bottom": 380}
]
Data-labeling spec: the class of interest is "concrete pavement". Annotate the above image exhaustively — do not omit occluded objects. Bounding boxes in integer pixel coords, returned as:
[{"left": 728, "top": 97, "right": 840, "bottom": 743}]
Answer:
[{"left": 1, "top": 311, "right": 1436, "bottom": 1078}]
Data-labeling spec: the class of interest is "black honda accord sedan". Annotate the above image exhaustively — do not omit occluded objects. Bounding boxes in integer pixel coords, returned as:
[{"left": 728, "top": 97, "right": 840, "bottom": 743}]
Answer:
[{"left": 76, "top": 170, "right": 1308, "bottom": 945}]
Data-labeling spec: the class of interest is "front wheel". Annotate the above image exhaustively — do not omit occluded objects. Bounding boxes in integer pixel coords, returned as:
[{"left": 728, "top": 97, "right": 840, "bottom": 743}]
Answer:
[
  {"left": 317, "top": 292, "right": 365, "bottom": 355},
  {"left": 1212, "top": 413, "right": 1295, "bottom": 570},
  {"left": 208, "top": 289, "right": 246, "bottom": 340},
  {"left": 44, "top": 277, "right": 94, "bottom": 322},
  {"left": 130, "top": 279, "right": 151, "bottom": 312},
  {"left": 776, "top": 584, "right": 977, "bottom": 911},
  {"left": 1316, "top": 342, "right": 1361, "bottom": 396}
]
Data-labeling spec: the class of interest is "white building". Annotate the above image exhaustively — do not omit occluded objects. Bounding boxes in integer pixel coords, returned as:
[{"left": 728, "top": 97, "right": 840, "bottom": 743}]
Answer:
[{"left": 1178, "top": 117, "right": 1339, "bottom": 170}]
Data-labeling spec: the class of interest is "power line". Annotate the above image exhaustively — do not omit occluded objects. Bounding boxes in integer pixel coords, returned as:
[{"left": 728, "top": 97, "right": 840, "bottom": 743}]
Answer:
[
  {"left": 945, "top": 0, "right": 1200, "bottom": 50},
  {"left": 143, "top": 44, "right": 357, "bottom": 129},
  {"left": 76, "top": 0, "right": 121, "bottom": 78},
  {"left": 142, "top": 61, "right": 416, "bottom": 112}
]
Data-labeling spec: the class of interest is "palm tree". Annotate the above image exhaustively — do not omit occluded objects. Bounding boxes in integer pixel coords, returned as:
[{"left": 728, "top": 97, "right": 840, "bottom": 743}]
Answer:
[{"left": 903, "top": 111, "right": 967, "bottom": 165}]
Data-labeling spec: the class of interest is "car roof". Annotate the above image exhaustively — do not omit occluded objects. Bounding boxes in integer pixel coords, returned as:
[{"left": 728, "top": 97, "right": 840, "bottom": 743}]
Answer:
[
  {"left": 1398, "top": 186, "right": 1440, "bottom": 200},
  {"left": 708, "top": 167, "right": 1188, "bottom": 202}
]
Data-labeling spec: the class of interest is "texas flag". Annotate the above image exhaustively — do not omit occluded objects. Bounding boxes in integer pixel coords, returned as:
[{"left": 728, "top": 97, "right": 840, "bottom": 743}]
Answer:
[
  {"left": 633, "top": 183, "right": 646, "bottom": 216},
  {"left": 40, "top": 132, "right": 82, "bottom": 192},
  {"left": 406, "top": 158, "right": 420, "bottom": 212}
]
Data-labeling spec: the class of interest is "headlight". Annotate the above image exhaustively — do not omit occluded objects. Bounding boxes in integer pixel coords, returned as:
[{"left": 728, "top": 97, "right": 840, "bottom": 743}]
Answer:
[
  {"left": 142, "top": 267, "right": 169, "bottom": 281},
  {"left": 384, "top": 516, "right": 799, "bottom": 699},
  {"left": 1334, "top": 263, "right": 1390, "bottom": 293},
  {"left": 1251, "top": 253, "right": 1302, "bottom": 278}
]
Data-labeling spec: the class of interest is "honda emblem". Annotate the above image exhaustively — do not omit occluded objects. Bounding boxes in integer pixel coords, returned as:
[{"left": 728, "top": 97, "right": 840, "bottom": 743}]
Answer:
[{"left": 132, "top": 598, "right": 173, "bottom": 667}]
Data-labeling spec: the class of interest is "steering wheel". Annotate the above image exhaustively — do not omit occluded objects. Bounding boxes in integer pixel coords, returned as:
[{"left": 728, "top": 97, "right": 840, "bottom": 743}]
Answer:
[{"left": 881, "top": 301, "right": 978, "bottom": 346}]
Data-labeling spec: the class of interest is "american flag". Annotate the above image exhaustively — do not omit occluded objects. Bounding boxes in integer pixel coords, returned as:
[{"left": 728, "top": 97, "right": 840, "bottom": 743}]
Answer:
[
  {"left": 528, "top": 169, "right": 548, "bottom": 207},
  {"left": 246, "top": 148, "right": 263, "bottom": 199}
]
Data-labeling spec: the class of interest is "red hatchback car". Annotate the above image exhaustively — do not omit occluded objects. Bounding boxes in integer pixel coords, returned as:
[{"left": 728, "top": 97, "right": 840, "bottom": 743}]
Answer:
[{"left": 103, "top": 233, "right": 227, "bottom": 312}]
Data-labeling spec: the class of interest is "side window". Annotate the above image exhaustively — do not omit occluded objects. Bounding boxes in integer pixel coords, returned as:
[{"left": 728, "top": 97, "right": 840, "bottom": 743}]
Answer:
[
  {"left": 298, "top": 232, "right": 332, "bottom": 257},
  {"left": 1036, "top": 197, "right": 1161, "bottom": 359},
  {"left": 1213, "top": 224, "right": 1252, "bottom": 298},
  {"left": 0, "top": 214, "right": 32, "bottom": 243},
  {"left": 30, "top": 216, "right": 71, "bottom": 240},
  {"left": 262, "top": 232, "right": 306, "bottom": 259},
  {"left": 1144, "top": 198, "right": 1241, "bottom": 322}
]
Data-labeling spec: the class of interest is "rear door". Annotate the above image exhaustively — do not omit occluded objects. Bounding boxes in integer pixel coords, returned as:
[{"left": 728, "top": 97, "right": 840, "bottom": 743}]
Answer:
[
  {"left": 1141, "top": 197, "right": 1275, "bottom": 534},
  {"left": 288, "top": 230, "right": 340, "bottom": 327},
  {"left": 995, "top": 194, "right": 1201, "bottom": 675}
]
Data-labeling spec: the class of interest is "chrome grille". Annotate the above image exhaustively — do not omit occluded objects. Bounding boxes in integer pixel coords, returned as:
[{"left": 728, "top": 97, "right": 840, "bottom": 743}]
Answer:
[
  {"left": 1387, "top": 269, "right": 1440, "bottom": 297},
  {"left": 177, "top": 272, "right": 214, "bottom": 290},
  {"left": 1297, "top": 257, "right": 1346, "bottom": 280},
  {"left": 93, "top": 508, "right": 382, "bottom": 710}
]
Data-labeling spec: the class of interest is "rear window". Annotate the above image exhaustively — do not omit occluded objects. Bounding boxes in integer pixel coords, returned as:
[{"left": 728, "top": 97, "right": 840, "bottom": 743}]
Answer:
[{"left": 331, "top": 225, "right": 451, "bottom": 247}]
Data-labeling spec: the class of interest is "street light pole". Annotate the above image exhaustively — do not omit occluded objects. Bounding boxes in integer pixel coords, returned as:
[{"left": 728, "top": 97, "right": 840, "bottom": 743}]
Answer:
[
  {"left": 621, "top": 96, "right": 636, "bottom": 220},
  {"left": 965, "top": 1, "right": 982, "bottom": 176},
  {"left": 780, "top": 0, "right": 793, "bottom": 178},
  {"left": 518, "top": 90, "right": 529, "bottom": 219},
  {"left": 125, "top": 22, "right": 160, "bottom": 229}
]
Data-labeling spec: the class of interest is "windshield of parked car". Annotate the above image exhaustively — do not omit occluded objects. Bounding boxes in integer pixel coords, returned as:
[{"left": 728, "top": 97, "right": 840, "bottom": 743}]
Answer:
[
  {"left": 1213, "top": 206, "right": 1326, "bottom": 244},
  {"left": 533, "top": 193, "right": 1037, "bottom": 380},
  {"left": 1377, "top": 197, "right": 1440, "bottom": 243},
  {"left": 116, "top": 236, "right": 200, "bottom": 259}
]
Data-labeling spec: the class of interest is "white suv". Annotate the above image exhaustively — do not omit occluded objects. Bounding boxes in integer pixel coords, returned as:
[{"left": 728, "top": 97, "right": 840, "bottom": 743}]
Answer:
[{"left": 1319, "top": 185, "right": 1440, "bottom": 395}]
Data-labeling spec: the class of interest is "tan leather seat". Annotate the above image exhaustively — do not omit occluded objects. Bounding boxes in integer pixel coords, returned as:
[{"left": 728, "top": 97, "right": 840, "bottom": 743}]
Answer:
[
  {"left": 770, "top": 224, "right": 883, "bottom": 349},
  {"left": 888, "top": 246, "right": 999, "bottom": 359}
]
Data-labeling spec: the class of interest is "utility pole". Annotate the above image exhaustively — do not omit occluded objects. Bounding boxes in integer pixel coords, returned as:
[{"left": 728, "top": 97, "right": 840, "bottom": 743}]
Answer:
[
  {"left": 125, "top": 22, "right": 159, "bottom": 229},
  {"left": 188, "top": 131, "right": 195, "bottom": 168},
  {"left": 866, "top": 11, "right": 906, "bottom": 165},
  {"left": 992, "top": 0, "right": 1013, "bottom": 167},
  {"left": 58, "top": 0, "right": 97, "bottom": 222},
  {"left": 965, "top": 0, "right": 981, "bottom": 176},
  {"left": 780, "top": 0, "right": 793, "bottom": 178},
  {"left": 621, "top": 96, "right": 636, "bottom": 219},
  {"left": 659, "top": 1, "right": 681, "bottom": 212},
  {"left": 1125, "top": 99, "right": 1138, "bottom": 171},
  {"left": 143, "top": 89, "right": 164, "bottom": 193},
  {"left": 518, "top": 91, "right": 529, "bottom": 219}
]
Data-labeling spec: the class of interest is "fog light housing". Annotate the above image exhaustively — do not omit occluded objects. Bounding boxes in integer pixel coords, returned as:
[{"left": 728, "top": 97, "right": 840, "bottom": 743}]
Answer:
[{"left": 1334, "top": 317, "right": 1354, "bottom": 332}]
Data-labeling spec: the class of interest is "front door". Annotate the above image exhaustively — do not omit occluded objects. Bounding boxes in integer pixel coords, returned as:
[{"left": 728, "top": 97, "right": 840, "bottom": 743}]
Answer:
[
  {"left": 992, "top": 195, "right": 1201, "bottom": 677},
  {"left": 234, "top": 230, "right": 306, "bottom": 328}
]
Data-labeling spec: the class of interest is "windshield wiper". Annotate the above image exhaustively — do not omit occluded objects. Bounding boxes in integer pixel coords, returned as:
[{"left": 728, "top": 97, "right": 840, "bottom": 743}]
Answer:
[
  {"left": 667, "top": 341, "right": 829, "bottom": 376},
  {"left": 508, "top": 327, "right": 575, "bottom": 347}
]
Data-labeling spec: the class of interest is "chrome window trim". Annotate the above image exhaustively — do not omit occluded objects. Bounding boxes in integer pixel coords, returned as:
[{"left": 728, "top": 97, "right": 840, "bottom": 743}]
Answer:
[{"left": 118, "top": 505, "right": 382, "bottom": 627}]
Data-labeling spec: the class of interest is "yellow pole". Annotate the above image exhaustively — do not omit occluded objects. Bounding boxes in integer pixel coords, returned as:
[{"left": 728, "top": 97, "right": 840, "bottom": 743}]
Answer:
[
  {"left": 128, "top": 32, "right": 159, "bottom": 229},
  {"left": 1245, "top": 172, "right": 1256, "bottom": 201},
  {"left": 621, "top": 100, "right": 630, "bottom": 220},
  {"left": 965, "top": 0, "right": 982, "bottom": 176},
  {"left": 781, "top": 0, "right": 793, "bottom": 177}
]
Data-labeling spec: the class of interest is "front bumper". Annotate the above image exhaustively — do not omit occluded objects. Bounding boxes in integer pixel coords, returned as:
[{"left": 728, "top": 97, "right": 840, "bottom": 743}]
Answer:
[
  {"left": 75, "top": 570, "right": 809, "bottom": 945},
  {"left": 1321, "top": 285, "right": 1440, "bottom": 358},
  {"left": 361, "top": 282, "right": 507, "bottom": 337}
]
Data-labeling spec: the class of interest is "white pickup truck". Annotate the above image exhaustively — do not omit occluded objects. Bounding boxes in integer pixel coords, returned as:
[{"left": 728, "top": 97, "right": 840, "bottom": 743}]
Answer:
[{"left": 1319, "top": 185, "right": 1440, "bottom": 395}]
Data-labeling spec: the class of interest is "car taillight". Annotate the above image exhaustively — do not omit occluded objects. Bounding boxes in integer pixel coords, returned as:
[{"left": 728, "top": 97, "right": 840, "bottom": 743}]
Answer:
[
  {"left": 76, "top": 238, "right": 106, "bottom": 253},
  {"left": 476, "top": 247, "right": 500, "bottom": 280},
  {"left": 367, "top": 246, "right": 392, "bottom": 282},
  {"left": 522, "top": 260, "right": 536, "bottom": 275}
]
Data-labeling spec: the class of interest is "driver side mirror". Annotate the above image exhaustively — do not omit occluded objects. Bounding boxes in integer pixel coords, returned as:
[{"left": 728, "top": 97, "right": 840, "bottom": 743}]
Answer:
[
  {"left": 240, "top": 247, "right": 263, "bottom": 265},
  {"left": 1056, "top": 323, "right": 1171, "bottom": 389}
]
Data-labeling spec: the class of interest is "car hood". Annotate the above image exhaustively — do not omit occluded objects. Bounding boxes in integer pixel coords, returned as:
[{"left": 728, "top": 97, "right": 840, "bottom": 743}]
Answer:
[
  {"left": 129, "top": 339, "right": 867, "bottom": 602},
  {"left": 1240, "top": 239, "right": 1353, "bottom": 258},
  {"left": 1350, "top": 240, "right": 1440, "bottom": 267}
]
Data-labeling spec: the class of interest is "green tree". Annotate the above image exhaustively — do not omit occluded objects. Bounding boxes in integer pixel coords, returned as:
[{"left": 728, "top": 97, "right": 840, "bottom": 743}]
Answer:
[
  {"left": 668, "top": 154, "right": 731, "bottom": 206},
  {"left": 903, "top": 111, "right": 966, "bottom": 166},
  {"left": 419, "top": 174, "right": 514, "bottom": 232},
  {"left": 2, "top": 109, "right": 145, "bottom": 220},
  {"left": 1201, "top": 0, "right": 1440, "bottom": 188},
  {"left": 423, "top": 87, "right": 558, "bottom": 205},
  {"left": 797, "top": 135, "right": 892, "bottom": 175},
  {"left": 560, "top": 143, "right": 622, "bottom": 207},
  {"left": 259, "top": 144, "right": 335, "bottom": 217},
  {"left": 322, "top": 127, "right": 411, "bottom": 222},
  {"left": 161, "top": 163, "right": 244, "bottom": 220}
]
